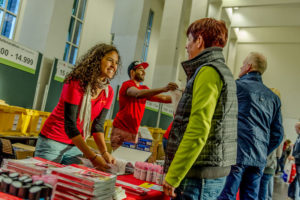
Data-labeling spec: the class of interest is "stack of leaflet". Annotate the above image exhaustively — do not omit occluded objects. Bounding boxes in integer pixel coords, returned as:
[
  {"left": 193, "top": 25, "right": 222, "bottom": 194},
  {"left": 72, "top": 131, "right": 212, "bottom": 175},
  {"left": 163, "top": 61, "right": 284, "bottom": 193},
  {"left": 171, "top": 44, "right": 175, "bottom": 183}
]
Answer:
[
  {"left": 51, "top": 164, "right": 116, "bottom": 200},
  {"left": 2, "top": 157, "right": 64, "bottom": 175}
]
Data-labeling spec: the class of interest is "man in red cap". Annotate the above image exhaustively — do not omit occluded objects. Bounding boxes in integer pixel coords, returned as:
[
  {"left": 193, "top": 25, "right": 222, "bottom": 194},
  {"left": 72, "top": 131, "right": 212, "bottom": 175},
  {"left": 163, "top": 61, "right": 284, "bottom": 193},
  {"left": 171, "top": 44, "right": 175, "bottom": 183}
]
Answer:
[{"left": 111, "top": 61, "right": 178, "bottom": 150}]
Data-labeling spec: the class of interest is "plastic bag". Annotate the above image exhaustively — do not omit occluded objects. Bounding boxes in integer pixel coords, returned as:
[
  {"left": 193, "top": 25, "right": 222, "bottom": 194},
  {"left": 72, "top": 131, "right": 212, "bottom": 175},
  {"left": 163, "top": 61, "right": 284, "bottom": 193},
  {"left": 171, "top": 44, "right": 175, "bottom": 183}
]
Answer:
[{"left": 283, "top": 160, "right": 295, "bottom": 182}]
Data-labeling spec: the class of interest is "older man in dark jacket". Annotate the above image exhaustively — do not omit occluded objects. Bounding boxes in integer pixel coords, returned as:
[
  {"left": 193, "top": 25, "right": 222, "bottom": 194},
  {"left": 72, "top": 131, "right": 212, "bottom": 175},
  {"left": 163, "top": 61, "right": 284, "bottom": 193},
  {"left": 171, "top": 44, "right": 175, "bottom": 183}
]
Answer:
[{"left": 218, "top": 52, "right": 284, "bottom": 200}]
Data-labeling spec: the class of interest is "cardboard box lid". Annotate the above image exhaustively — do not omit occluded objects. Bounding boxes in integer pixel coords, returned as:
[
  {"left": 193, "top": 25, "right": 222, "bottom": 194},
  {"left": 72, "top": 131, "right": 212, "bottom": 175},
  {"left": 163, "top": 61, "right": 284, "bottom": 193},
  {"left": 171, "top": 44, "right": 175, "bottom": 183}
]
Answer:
[
  {"left": 12, "top": 143, "right": 35, "bottom": 151},
  {"left": 112, "top": 146, "right": 152, "bottom": 164}
]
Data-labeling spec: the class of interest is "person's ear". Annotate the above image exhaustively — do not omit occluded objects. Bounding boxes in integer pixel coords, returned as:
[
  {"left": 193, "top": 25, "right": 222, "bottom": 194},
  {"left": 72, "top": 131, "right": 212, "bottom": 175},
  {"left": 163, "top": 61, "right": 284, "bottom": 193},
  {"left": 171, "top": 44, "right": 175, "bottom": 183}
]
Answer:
[
  {"left": 246, "top": 63, "right": 252, "bottom": 73},
  {"left": 197, "top": 35, "right": 205, "bottom": 49},
  {"left": 130, "top": 69, "right": 135, "bottom": 78}
]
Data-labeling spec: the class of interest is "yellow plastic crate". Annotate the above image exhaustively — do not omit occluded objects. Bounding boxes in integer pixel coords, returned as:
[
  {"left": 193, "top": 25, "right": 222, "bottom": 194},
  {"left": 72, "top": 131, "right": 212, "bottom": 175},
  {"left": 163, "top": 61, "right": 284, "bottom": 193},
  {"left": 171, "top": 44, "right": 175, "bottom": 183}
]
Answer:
[
  {"left": 0, "top": 105, "right": 33, "bottom": 135},
  {"left": 151, "top": 128, "right": 164, "bottom": 143},
  {"left": 27, "top": 110, "right": 50, "bottom": 136}
]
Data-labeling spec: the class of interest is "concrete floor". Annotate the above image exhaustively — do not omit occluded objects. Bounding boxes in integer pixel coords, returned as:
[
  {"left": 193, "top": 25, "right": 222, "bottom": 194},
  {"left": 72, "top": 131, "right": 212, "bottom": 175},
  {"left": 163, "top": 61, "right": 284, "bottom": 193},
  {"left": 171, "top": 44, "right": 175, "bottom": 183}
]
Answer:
[{"left": 273, "top": 175, "right": 289, "bottom": 200}]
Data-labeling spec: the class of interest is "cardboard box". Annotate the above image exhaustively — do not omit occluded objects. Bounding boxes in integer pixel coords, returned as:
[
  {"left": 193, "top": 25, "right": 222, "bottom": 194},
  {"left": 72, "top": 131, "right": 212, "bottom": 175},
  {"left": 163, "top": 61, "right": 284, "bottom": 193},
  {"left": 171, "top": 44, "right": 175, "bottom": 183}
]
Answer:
[
  {"left": 138, "top": 127, "right": 153, "bottom": 147},
  {"left": 122, "top": 141, "right": 136, "bottom": 149},
  {"left": 138, "top": 138, "right": 152, "bottom": 146},
  {"left": 136, "top": 144, "right": 151, "bottom": 152},
  {"left": 12, "top": 143, "right": 35, "bottom": 159}
]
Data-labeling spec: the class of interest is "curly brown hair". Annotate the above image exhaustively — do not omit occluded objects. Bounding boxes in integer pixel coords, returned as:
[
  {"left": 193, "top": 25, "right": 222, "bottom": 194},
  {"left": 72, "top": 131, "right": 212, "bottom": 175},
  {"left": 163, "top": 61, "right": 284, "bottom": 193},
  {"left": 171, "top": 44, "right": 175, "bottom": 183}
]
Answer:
[{"left": 64, "top": 43, "right": 121, "bottom": 96}]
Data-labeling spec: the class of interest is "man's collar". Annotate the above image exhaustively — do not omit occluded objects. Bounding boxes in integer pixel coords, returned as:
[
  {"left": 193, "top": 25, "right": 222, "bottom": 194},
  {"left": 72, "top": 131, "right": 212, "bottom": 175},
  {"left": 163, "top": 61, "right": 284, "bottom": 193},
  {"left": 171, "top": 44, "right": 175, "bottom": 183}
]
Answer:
[{"left": 240, "top": 71, "right": 262, "bottom": 82}]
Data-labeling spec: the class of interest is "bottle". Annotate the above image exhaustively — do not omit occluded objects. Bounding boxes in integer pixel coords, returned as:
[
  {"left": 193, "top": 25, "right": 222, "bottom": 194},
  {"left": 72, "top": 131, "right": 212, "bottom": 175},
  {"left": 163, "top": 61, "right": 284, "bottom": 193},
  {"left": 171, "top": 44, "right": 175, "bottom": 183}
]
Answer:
[
  {"left": 134, "top": 162, "right": 138, "bottom": 178},
  {"left": 9, "top": 172, "right": 19, "bottom": 180},
  {"left": 1, "top": 177, "right": 12, "bottom": 193},
  {"left": 8, "top": 181, "right": 22, "bottom": 196},
  {"left": 41, "top": 184, "right": 53, "bottom": 200},
  {"left": 152, "top": 165, "right": 158, "bottom": 183},
  {"left": 32, "top": 180, "right": 44, "bottom": 186},
  {"left": 18, "top": 175, "right": 30, "bottom": 182},
  {"left": 146, "top": 163, "right": 154, "bottom": 182},
  {"left": 23, "top": 178, "right": 33, "bottom": 184},
  {"left": 156, "top": 166, "right": 163, "bottom": 185},
  {"left": 17, "top": 184, "right": 31, "bottom": 199},
  {"left": 28, "top": 186, "right": 41, "bottom": 200},
  {"left": 140, "top": 162, "right": 148, "bottom": 181}
]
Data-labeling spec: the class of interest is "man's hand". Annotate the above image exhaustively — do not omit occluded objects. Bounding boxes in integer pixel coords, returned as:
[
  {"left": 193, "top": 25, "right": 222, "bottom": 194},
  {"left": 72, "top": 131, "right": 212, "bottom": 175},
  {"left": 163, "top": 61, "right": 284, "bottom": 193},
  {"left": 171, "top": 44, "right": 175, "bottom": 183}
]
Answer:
[
  {"left": 163, "top": 179, "right": 176, "bottom": 198},
  {"left": 102, "top": 151, "right": 116, "bottom": 164},
  {"left": 163, "top": 82, "right": 178, "bottom": 92}
]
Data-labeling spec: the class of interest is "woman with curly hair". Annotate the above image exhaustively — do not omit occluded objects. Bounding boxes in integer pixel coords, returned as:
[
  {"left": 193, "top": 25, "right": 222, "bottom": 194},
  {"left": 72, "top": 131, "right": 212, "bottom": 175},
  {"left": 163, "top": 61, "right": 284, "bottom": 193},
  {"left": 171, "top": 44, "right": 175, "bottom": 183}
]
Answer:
[{"left": 35, "top": 43, "right": 120, "bottom": 171}]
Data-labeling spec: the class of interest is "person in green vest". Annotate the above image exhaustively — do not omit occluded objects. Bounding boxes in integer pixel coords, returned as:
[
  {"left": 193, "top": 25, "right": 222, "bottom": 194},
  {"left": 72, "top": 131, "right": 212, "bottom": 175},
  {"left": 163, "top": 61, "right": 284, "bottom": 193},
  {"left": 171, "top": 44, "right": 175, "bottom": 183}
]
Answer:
[{"left": 163, "top": 18, "right": 238, "bottom": 199}]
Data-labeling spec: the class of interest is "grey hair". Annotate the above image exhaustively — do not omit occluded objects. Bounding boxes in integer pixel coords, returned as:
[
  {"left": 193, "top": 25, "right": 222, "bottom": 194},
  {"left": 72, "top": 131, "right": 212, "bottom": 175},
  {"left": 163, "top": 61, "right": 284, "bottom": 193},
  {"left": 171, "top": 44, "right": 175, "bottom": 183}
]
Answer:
[
  {"left": 296, "top": 122, "right": 300, "bottom": 134},
  {"left": 248, "top": 52, "right": 267, "bottom": 74}
]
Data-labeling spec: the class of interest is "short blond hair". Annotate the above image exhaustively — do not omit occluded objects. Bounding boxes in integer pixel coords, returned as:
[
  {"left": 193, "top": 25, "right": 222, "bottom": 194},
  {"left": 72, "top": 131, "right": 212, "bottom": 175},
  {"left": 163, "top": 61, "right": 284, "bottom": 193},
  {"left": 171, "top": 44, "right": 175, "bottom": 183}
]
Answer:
[
  {"left": 295, "top": 122, "right": 300, "bottom": 134},
  {"left": 248, "top": 52, "right": 267, "bottom": 74}
]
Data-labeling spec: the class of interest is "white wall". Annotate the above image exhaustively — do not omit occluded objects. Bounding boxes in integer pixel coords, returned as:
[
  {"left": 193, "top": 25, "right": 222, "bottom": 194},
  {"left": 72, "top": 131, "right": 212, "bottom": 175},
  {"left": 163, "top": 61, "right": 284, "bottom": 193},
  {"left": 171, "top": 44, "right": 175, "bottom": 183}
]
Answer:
[
  {"left": 14, "top": 0, "right": 56, "bottom": 53},
  {"left": 283, "top": 118, "right": 300, "bottom": 143},
  {"left": 13, "top": 0, "right": 73, "bottom": 109},
  {"left": 141, "top": 0, "right": 164, "bottom": 88},
  {"left": 12, "top": 0, "right": 120, "bottom": 109},
  {"left": 44, "top": 0, "right": 73, "bottom": 59},
  {"left": 109, "top": 0, "right": 145, "bottom": 94},
  {"left": 234, "top": 44, "right": 300, "bottom": 139},
  {"left": 226, "top": 39, "right": 237, "bottom": 72},
  {"left": 77, "top": 0, "right": 115, "bottom": 58},
  {"left": 152, "top": 0, "right": 186, "bottom": 88}
]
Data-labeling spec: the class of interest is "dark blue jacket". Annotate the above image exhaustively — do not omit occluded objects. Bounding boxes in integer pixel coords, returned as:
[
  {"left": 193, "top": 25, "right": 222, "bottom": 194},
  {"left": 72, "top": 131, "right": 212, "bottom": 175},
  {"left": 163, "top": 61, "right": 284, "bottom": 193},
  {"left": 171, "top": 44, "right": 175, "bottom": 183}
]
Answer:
[
  {"left": 236, "top": 72, "right": 283, "bottom": 168},
  {"left": 293, "top": 135, "right": 300, "bottom": 165}
]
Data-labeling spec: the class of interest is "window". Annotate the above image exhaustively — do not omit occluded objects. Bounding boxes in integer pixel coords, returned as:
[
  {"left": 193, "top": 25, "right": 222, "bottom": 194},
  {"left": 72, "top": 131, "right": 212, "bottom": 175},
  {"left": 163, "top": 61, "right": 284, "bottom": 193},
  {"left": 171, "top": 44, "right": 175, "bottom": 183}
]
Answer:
[
  {"left": 141, "top": 10, "right": 154, "bottom": 62},
  {"left": 63, "top": 0, "right": 87, "bottom": 65},
  {"left": 0, "top": 0, "right": 21, "bottom": 39}
]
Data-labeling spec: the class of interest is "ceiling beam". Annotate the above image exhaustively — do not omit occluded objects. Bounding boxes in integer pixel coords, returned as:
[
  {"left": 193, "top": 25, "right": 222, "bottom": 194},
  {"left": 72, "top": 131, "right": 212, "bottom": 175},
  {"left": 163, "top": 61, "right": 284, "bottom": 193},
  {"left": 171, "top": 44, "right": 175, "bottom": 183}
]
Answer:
[
  {"left": 231, "top": 6, "right": 300, "bottom": 27},
  {"left": 236, "top": 27, "right": 300, "bottom": 43},
  {"left": 222, "top": 0, "right": 300, "bottom": 8}
]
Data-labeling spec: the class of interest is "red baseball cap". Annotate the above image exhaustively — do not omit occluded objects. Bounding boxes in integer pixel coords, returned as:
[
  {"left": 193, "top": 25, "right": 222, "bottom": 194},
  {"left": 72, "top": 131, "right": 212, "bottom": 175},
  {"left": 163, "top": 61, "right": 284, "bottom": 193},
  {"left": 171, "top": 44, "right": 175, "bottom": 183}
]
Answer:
[{"left": 128, "top": 61, "right": 149, "bottom": 77}]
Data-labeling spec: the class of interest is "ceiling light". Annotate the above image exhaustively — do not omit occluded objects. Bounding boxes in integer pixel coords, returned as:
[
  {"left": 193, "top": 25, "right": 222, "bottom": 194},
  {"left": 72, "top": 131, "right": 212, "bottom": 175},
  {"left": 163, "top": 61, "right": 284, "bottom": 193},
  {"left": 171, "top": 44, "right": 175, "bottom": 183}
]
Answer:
[
  {"left": 234, "top": 28, "right": 239, "bottom": 34},
  {"left": 233, "top": 7, "right": 239, "bottom": 10}
]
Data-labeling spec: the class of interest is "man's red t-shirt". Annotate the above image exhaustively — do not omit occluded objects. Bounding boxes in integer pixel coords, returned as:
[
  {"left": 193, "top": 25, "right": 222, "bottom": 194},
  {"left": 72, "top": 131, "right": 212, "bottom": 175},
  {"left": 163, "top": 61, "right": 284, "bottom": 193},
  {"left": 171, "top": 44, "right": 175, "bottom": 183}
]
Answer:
[
  {"left": 113, "top": 80, "right": 149, "bottom": 135},
  {"left": 163, "top": 121, "right": 173, "bottom": 139},
  {"left": 41, "top": 80, "right": 114, "bottom": 144}
]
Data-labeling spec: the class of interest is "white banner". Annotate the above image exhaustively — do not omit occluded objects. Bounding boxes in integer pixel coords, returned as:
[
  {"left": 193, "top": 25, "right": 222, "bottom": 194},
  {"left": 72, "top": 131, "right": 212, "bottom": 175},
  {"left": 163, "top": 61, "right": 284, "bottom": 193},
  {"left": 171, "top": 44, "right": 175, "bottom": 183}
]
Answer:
[
  {"left": 162, "top": 104, "right": 174, "bottom": 116},
  {"left": 0, "top": 36, "right": 39, "bottom": 74},
  {"left": 145, "top": 101, "right": 159, "bottom": 112},
  {"left": 54, "top": 59, "right": 74, "bottom": 82}
]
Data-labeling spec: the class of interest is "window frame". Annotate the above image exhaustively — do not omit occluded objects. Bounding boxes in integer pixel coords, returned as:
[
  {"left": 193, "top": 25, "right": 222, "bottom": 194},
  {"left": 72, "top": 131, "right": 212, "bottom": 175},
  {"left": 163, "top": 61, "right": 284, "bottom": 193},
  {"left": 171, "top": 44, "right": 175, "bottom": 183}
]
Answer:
[
  {"left": 141, "top": 9, "right": 154, "bottom": 62},
  {"left": 64, "top": 0, "right": 87, "bottom": 65},
  {"left": 0, "top": 0, "right": 22, "bottom": 40}
]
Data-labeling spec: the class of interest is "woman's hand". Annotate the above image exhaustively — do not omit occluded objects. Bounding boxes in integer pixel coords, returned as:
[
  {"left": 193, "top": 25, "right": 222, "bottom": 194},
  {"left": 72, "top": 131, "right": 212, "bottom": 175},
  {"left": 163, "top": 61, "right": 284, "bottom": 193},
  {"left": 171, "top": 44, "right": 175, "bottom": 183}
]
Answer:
[
  {"left": 102, "top": 151, "right": 116, "bottom": 164},
  {"left": 90, "top": 155, "right": 110, "bottom": 171},
  {"left": 163, "top": 179, "right": 177, "bottom": 198},
  {"left": 288, "top": 155, "right": 295, "bottom": 161}
]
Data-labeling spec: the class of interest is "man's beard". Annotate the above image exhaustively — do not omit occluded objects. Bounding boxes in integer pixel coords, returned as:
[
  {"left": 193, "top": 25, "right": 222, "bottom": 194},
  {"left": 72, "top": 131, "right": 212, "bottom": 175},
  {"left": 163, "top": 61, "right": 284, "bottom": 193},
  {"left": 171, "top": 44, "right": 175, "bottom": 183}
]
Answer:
[{"left": 134, "top": 73, "right": 144, "bottom": 82}]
